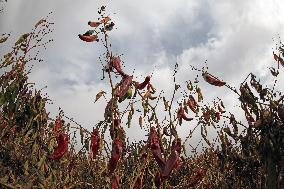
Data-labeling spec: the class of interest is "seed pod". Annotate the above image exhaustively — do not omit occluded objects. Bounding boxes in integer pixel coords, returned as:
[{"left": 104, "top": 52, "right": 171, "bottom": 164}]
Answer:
[
  {"left": 135, "top": 76, "right": 151, "bottom": 90},
  {"left": 115, "top": 75, "right": 133, "bottom": 97},
  {"left": 48, "top": 133, "right": 68, "bottom": 161},
  {"left": 90, "top": 129, "right": 100, "bottom": 159},
  {"left": 108, "top": 138, "right": 123, "bottom": 175},
  {"left": 187, "top": 95, "right": 198, "bottom": 113},
  {"left": 177, "top": 106, "right": 193, "bottom": 122},
  {"left": 202, "top": 72, "right": 226, "bottom": 86},
  {"left": 196, "top": 87, "right": 203, "bottom": 102},
  {"left": 54, "top": 117, "right": 62, "bottom": 131},
  {"left": 78, "top": 34, "right": 99, "bottom": 42},
  {"left": 161, "top": 138, "right": 182, "bottom": 179},
  {"left": 111, "top": 57, "right": 127, "bottom": 77},
  {"left": 88, "top": 21, "right": 101, "bottom": 27}
]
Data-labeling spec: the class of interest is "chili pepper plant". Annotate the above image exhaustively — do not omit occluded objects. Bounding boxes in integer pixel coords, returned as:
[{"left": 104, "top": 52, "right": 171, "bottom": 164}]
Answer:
[{"left": 0, "top": 5, "right": 284, "bottom": 189}]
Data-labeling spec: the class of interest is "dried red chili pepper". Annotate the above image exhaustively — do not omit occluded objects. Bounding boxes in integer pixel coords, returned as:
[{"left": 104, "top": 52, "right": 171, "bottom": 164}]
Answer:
[
  {"left": 108, "top": 138, "right": 123, "bottom": 175},
  {"left": 134, "top": 173, "right": 143, "bottom": 189},
  {"left": 187, "top": 168, "right": 207, "bottom": 187},
  {"left": 147, "top": 127, "right": 165, "bottom": 171},
  {"left": 135, "top": 76, "right": 151, "bottom": 90},
  {"left": 111, "top": 57, "right": 127, "bottom": 77},
  {"left": 154, "top": 172, "right": 161, "bottom": 188},
  {"left": 203, "top": 109, "right": 211, "bottom": 122},
  {"left": 111, "top": 175, "right": 119, "bottom": 189},
  {"left": 161, "top": 138, "right": 182, "bottom": 179},
  {"left": 177, "top": 106, "right": 193, "bottom": 121},
  {"left": 54, "top": 117, "right": 62, "bottom": 131},
  {"left": 78, "top": 34, "right": 98, "bottom": 42},
  {"left": 48, "top": 133, "right": 68, "bottom": 161},
  {"left": 88, "top": 21, "right": 101, "bottom": 27},
  {"left": 187, "top": 95, "right": 198, "bottom": 113},
  {"left": 203, "top": 72, "right": 226, "bottom": 86},
  {"left": 90, "top": 129, "right": 100, "bottom": 159},
  {"left": 115, "top": 75, "right": 133, "bottom": 97},
  {"left": 215, "top": 112, "right": 221, "bottom": 122}
]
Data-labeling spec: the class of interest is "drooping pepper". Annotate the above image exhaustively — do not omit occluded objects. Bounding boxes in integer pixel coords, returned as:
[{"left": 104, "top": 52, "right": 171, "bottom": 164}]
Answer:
[
  {"left": 108, "top": 138, "right": 123, "bottom": 175},
  {"left": 88, "top": 21, "right": 101, "bottom": 27},
  {"left": 134, "top": 173, "right": 143, "bottom": 189},
  {"left": 161, "top": 138, "right": 182, "bottom": 179},
  {"left": 48, "top": 133, "right": 69, "bottom": 161},
  {"left": 202, "top": 72, "right": 226, "bottom": 87},
  {"left": 54, "top": 117, "right": 62, "bottom": 131},
  {"left": 111, "top": 57, "right": 127, "bottom": 77},
  {"left": 187, "top": 95, "right": 198, "bottom": 113},
  {"left": 147, "top": 127, "right": 165, "bottom": 171},
  {"left": 90, "top": 129, "right": 100, "bottom": 159},
  {"left": 135, "top": 76, "right": 151, "bottom": 90},
  {"left": 114, "top": 75, "right": 133, "bottom": 97},
  {"left": 78, "top": 34, "right": 99, "bottom": 42},
  {"left": 177, "top": 106, "right": 193, "bottom": 122}
]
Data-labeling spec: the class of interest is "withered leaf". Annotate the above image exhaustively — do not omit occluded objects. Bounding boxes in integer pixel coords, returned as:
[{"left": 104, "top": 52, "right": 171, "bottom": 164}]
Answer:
[{"left": 94, "top": 91, "right": 106, "bottom": 103}]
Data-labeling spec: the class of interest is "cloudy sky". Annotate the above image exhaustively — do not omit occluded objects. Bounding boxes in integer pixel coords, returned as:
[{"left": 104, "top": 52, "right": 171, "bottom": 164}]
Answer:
[{"left": 1, "top": 0, "right": 284, "bottom": 150}]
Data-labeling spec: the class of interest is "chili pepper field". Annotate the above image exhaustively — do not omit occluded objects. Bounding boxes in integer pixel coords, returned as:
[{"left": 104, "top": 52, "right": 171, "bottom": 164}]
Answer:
[{"left": 1, "top": 4, "right": 284, "bottom": 189}]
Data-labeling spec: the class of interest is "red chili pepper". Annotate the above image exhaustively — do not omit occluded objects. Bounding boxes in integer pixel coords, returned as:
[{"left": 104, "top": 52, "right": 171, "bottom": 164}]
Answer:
[
  {"left": 90, "top": 129, "right": 100, "bottom": 159},
  {"left": 135, "top": 76, "right": 151, "bottom": 90},
  {"left": 187, "top": 95, "right": 198, "bottom": 113},
  {"left": 187, "top": 168, "right": 207, "bottom": 187},
  {"left": 173, "top": 157, "right": 181, "bottom": 171},
  {"left": 134, "top": 173, "right": 143, "bottom": 189},
  {"left": 88, "top": 21, "right": 101, "bottom": 27},
  {"left": 202, "top": 72, "right": 226, "bottom": 87},
  {"left": 215, "top": 112, "right": 221, "bottom": 122},
  {"left": 108, "top": 138, "right": 123, "bottom": 175},
  {"left": 48, "top": 133, "right": 68, "bottom": 160},
  {"left": 111, "top": 57, "right": 127, "bottom": 77},
  {"left": 148, "top": 127, "right": 165, "bottom": 170},
  {"left": 115, "top": 75, "right": 133, "bottom": 97},
  {"left": 161, "top": 138, "right": 182, "bottom": 179},
  {"left": 78, "top": 34, "right": 98, "bottom": 42},
  {"left": 111, "top": 175, "right": 119, "bottom": 189},
  {"left": 177, "top": 106, "right": 193, "bottom": 121},
  {"left": 154, "top": 172, "right": 161, "bottom": 188},
  {"left": 203, "top": 109, "right": 211, "bottom": 122},
  {"left": 54, "top": 118, "right": 62, "bottom": 131}
]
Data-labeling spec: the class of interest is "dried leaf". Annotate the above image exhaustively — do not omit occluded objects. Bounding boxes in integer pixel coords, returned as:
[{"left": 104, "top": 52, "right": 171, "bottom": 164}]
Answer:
[{"left": 94, "top": 91, "right": 106, "bottom": 103}]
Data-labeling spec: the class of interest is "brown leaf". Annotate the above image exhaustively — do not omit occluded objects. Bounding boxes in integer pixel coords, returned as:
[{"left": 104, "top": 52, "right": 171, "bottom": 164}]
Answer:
[{"left": 94, "top": 91, "right": 106, "bottom": 103}]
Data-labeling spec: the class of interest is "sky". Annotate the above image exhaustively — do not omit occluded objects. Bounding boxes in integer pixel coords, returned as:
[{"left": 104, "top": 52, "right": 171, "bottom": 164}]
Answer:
[{"left": 1, "top": 0, "right": 284, "bottom": 151}]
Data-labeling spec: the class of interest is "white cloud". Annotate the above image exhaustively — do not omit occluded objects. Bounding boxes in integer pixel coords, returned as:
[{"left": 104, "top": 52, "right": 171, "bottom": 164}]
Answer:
[{"left": 1, "top": 0, "right": 284, "bottom": 151}]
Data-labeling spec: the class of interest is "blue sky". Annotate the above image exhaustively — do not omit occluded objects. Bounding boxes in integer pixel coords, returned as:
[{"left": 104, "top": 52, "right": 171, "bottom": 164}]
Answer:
[{"left": 1, "top": 0, "right": 284, "bottom": 150}]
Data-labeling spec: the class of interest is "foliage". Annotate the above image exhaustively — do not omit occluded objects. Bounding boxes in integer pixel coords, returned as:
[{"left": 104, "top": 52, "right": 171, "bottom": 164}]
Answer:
[{"left": 1, "top": 5, "right": 284, "bottom": 189}]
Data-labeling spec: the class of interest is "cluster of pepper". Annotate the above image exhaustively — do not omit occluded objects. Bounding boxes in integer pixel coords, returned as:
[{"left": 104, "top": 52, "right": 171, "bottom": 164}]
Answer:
[{"left": 47, "top": 118, "right": 69, "bottom": 161}]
